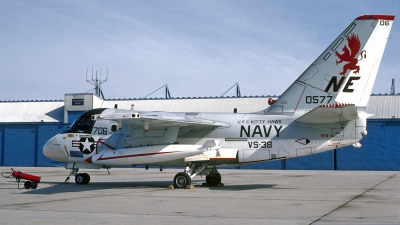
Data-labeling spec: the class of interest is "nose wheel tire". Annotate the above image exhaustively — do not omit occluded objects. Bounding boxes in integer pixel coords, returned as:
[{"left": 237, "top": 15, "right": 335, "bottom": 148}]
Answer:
[
  {"left": 75, "top": 173, "right": 90, "bottom": 184},
  {"left": 173, "top": 172, "right": 191, "bottom": 188}
]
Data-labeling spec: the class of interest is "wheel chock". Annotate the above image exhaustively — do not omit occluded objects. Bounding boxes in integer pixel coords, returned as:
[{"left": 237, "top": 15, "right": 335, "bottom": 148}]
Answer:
[
  {"left": 167, "top": 185, "right": 174, "bottom": 189},
  {"left": 185, "top": 185, "right": 195, "bottom": 189}
]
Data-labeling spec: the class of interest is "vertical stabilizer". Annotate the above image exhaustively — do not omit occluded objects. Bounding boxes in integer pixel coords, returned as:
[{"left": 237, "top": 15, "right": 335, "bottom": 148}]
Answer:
[{"left": 267, "top": 15, "right": 394, "bottom": 115}]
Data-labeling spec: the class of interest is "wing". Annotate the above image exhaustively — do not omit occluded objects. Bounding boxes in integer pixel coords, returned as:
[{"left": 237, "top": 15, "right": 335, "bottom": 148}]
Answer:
[
  {"left": 93, "top": 110, "right": 230, "bottom": 149},
  {"left": 93, "top": 111, "right": 230, "bottom": 130},
  {"left": 295, "top": 103, "right": 358, "bottom": 124}
]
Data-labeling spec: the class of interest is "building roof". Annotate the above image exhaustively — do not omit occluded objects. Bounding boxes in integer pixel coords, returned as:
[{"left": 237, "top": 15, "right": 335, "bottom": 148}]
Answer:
[
  {"left": 0, "top": 101, "right": 64, "bottom": 123},
  {"left": 0, "top": 94, "right": 398, "bottom": 123},
  {"left": 366, "top": 94, "right": 400, "bottom": 119}
]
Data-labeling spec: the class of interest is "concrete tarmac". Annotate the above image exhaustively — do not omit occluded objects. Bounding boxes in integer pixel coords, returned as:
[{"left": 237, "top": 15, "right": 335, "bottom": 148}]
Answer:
[{"left": 0, "top": 167, "right": 399, "bottom": 225}]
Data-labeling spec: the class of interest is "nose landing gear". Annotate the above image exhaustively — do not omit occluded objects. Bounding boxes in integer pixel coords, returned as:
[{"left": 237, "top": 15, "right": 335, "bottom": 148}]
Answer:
[{"left": 64, "top": 168, "right": 90, "bottom": 184}]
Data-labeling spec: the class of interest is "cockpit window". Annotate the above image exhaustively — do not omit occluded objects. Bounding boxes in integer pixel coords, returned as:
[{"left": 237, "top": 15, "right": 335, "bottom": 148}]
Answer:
[
  {"left": 62, "top": 108, "right": 107, "bottom": 134},
  {"left": 63, "top": 116, "right": 94, "bottom": 133},
  {"left": 74, "top": 117, "right": 93, "bottom": 133}
]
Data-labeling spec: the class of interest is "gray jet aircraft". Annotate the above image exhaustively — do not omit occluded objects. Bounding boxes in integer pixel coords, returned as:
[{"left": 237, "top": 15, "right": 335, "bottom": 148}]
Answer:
[{"left": 44, "top": 15, "right": 395, "bottom": 188}]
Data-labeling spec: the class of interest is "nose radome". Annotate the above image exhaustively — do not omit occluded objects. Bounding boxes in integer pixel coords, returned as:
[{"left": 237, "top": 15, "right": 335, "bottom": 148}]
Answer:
[{"left": 43, "top": 135, "right": 69, "bottom": 162}]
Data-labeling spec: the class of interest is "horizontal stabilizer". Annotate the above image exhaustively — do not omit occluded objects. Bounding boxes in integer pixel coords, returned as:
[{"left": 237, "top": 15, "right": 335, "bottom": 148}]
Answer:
[{"left": 296, "top": 103, "right": 358, "bottom": 124}]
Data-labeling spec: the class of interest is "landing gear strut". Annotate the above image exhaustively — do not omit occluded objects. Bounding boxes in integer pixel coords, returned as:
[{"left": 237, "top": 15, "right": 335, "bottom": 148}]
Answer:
[{"left": 64, "top": 168, "right": 78, "bottom": 184}]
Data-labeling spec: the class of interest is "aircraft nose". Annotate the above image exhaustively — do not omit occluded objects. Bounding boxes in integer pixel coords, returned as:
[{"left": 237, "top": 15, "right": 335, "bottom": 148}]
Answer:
[{"left": 43, "top": 135, "right": 69, "bottom": 162}]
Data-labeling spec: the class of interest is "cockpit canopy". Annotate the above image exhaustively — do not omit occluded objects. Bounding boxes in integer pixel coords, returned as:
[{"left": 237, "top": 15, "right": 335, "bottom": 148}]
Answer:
[{"left": 62, "top": 108, "right": 107, "bottom": 134}]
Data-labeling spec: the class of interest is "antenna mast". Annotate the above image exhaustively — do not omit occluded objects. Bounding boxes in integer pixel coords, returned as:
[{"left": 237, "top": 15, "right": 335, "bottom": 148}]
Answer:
[
  {"left": 86, "top": 67, "right": 108, "bottom": 99},
  {"left": 221, "top": 82, "right": 241, "bottom": 97},
  {"left": 391, "top": 78, "right": 395, "bottom": 95},
  {"left": 144, "top": 84, "right": 171, "bottom": 99}
]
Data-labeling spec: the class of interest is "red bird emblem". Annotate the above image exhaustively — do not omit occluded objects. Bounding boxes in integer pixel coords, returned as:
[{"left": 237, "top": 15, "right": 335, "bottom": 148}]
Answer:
[{"left": 335, "top": 33, "right": 366, "bottom": 76}]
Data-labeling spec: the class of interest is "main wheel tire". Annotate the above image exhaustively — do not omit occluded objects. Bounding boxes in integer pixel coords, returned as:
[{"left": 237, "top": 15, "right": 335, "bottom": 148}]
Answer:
[
  {"left": 215, "top": 174, "right": 222, "bottom": 184},
  {"left": 206, "top": 173, "right": 222, "bottom": 185},
  {"left": 173, "top": 172, "right": 191, "bottom": 188},
  {"left": 82, "top": 173, "right": 90, "bottom": 184}
]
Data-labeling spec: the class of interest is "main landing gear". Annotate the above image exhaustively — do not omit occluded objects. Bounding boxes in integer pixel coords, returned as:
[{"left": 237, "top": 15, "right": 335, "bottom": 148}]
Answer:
[
  {"left": 64, "top": 168, "right": 91, "bottom": 185},
  {"left": 172, "top": 163, "right": 223, "bottom": 188},
  {"left": 205, "top": 173, "right": 222, "bottom": 186}
]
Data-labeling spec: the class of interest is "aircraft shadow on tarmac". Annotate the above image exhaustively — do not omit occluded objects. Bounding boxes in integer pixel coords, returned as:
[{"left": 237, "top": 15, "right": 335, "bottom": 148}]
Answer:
[
  {"left": 204, "top": 184, "right": 277, "bottom": 191},
  {"left": 16, "top": 180, "right": 278, "bottom": 195}
]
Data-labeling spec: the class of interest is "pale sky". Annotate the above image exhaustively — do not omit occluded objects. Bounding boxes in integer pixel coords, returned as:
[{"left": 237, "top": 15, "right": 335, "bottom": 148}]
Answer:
[{"left": 1, "top": 0, "right": 399, "bottom": 101}]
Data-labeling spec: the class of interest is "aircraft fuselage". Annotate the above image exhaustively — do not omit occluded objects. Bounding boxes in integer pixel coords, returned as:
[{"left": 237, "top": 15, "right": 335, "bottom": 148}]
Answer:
[{"left": 44, "top": 109, "right": 366, "bottom": 167}]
